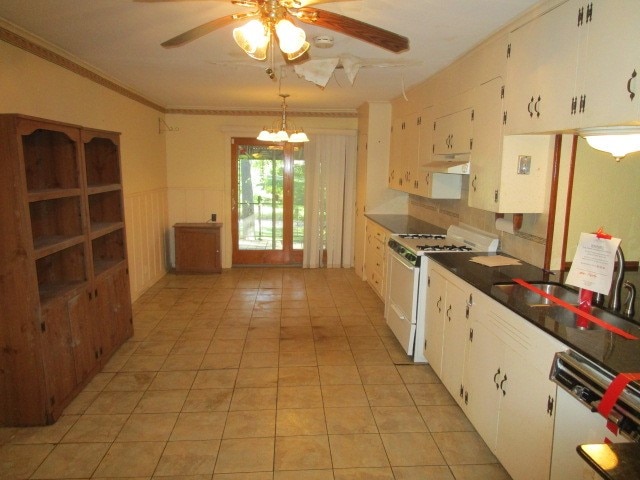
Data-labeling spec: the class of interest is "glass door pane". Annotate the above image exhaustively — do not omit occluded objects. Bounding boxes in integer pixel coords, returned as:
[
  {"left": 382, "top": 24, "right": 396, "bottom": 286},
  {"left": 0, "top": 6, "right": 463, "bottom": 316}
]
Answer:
[
  {"left": 232, "top": 139, "right": 304, "bottom": 265},
  {"left": 237, "top": 145, "right": 284, "bottom": 251}
]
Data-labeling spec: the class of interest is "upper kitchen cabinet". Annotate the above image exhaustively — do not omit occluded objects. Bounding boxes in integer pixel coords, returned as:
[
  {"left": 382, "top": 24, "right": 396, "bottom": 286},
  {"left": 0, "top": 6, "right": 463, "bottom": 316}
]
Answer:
[
  {"left": 506, "top": 0, "right": 640, "bottom": 133},
  {"left": 432, "top": 92, "right": 474, "bottom": 156},
  {"left": 505, "top": 0, "right": 580, "bottom": 134},
  {"left": 575, "top": 0, "right": 640, "bottom": 127},
  {"left": 471, "top": 77, "right": 555, "bottom": 213},
  {"left": 389, "top": 105, "right": 463, "bottom": 199},
  {"left": 388, "top": 112, "right": 419, "bottom": 192}
]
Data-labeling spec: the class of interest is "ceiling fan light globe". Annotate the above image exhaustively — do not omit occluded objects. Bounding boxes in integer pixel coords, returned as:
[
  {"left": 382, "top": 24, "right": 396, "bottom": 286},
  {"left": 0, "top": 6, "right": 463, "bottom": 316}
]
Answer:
[
  {"left": 247, "top": 42, "right": 268, "bottom": 60},
  {"left": 286, "top": 41, "right": 310, "bottom": 61},
  {"left": 233, "top": 20, "right": 268, "bottom": 54},
  {"left": 275, "top": 19, "right": 306, "bottom": 54}
]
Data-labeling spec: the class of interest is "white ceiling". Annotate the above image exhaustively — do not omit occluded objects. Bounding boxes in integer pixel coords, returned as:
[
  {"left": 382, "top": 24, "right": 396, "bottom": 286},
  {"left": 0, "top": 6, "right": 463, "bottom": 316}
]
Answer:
[{"left": 0, "top": 0, "right": 541, "bottom": 112}]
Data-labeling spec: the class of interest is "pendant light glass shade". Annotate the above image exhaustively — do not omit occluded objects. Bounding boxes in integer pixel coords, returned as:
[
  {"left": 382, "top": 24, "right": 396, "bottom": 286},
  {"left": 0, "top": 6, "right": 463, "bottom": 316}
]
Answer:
[
  {"left": 257, "top": 94, "right": 309, "bottom": 143},
  {"left": 580, "top": 126, "right": 640, "bottom": 161},
  {"left": 289, "top": 131, "right": 310, "bottom": 143}
]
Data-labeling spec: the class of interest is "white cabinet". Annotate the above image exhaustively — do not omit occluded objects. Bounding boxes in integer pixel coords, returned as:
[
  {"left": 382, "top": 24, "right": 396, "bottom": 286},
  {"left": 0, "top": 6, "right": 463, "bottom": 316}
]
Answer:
[
  {"left": 505, "top": 0, "right": 581, "bottom": 133},
  {"left": 506, "top": 0, "right": 640, "bottom": 134},
  {"left": 388, "top": 112, "right": 419, "bottom": 192},
  {"left": 576, "top": 0, "right": 640, "bottom": 127},
  {"left": 440, "top": 275, "right": 474, "bottom": 405},
  {"left": 389, "top": 107, "right": 463, "bottom": 199},
  {"left": 470, "top": 77, "right": 555, "bottom": 213},
  {"left": 388, "top": 116, "right": 407, "bottom": 191},
  {"left": 426, "top": 262, "right": 566, "bottom": 480},
  {"left": 464, "top": 294, "right": 565, "bottom": 480},
  {"left": 424, "top": 263, "right": 477, "bottom": 405},
  {"left": 433, "top": 107, "right": 474, "bottom": 156},
  {"left": 364, "top": 219, "right": 390, "bottom": 299},
  {"left": 424, "top": 266, "right": 447, "bottom": 375}
]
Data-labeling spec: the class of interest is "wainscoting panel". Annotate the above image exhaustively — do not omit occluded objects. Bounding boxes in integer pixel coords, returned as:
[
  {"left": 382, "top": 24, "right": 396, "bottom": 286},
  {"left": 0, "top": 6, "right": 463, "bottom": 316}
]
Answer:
[{"left": 124, "top": 188, "right": 169, "bottom": 301}]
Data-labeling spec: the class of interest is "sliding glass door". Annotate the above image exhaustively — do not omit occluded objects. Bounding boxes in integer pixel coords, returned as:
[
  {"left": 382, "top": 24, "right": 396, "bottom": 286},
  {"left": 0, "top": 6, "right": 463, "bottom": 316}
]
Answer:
[{"left": 231, "top": 138, "right": 304, "bottom": 265}]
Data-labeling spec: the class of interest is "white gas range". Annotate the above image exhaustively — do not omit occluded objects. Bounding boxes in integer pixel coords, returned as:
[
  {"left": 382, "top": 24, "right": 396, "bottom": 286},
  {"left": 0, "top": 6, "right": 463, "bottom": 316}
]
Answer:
[{"left": 385, "top": 224, "right": 499, "bottom": 362}]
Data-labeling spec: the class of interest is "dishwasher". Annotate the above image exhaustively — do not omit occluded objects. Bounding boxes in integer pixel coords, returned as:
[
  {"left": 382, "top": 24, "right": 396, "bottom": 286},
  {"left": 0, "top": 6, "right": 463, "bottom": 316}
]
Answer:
[{"left": 550, "top": 350, "right": 639, "bottom": 480}]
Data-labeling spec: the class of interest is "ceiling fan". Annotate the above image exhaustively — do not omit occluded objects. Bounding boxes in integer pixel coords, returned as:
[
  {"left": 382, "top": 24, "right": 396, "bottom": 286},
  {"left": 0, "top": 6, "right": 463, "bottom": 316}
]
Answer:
[{"left": 137, "top": 0, "right": 409, "bottom": 61}]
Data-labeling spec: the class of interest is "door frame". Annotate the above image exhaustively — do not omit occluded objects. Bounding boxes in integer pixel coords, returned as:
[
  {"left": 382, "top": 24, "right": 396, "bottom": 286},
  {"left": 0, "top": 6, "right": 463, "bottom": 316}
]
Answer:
[{"left": 230, "top": 137, "right": 303, "bottom": 265}]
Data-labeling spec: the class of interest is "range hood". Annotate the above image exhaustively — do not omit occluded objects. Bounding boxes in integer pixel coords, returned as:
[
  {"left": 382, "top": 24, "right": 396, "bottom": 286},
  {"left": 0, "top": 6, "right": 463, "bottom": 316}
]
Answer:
[{"left": 422, "top": 156, "right": 470, "bottom": 174}]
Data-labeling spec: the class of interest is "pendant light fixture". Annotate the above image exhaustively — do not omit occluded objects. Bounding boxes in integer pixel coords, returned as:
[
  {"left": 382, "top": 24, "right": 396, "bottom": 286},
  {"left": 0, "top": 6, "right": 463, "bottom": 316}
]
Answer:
[
  {"left": 233, "top": 0, "right": 310, "bottom": 61},
  {"left": 257, "top": 94, "right": 309, "bottom": 143},
  {"left": 580, "top": 126, "right": 640, "bottom": 161}
]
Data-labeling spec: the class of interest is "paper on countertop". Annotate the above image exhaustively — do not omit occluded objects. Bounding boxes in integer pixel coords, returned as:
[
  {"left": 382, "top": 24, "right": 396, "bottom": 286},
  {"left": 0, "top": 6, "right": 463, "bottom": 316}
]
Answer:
[{"left": 469, "top": 255, "right": 522, "bottom": 267}]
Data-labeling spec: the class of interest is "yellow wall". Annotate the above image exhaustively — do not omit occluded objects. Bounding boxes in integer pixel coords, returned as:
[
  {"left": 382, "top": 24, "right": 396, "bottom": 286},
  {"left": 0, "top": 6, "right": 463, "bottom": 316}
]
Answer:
[
  {"left": 0, "top": 39, "right": 168, "bottom": 300},
  {"left": 566, "top": 139, "right": 640, "bottom": 262},
  {"left": 164, "top": 113, "right": 358, "bottom": 267}
]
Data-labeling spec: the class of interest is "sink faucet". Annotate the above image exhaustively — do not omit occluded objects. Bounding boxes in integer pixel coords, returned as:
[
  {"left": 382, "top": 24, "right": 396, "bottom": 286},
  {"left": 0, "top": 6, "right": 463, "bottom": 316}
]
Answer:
[
  {"left": 623, "top": 281, "right": 636, "bottom": 317},
  {"left": 592, "top": 246, "right": 636, "bottom": 317},
  {"left": 609, "top": 247, "right": 625, "bottom": 312}
]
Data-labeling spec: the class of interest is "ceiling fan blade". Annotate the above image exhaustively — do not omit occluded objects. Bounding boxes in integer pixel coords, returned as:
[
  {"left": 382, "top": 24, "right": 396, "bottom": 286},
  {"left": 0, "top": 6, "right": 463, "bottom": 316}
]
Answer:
[
  {"left": 161, "top": 14, "right": 240, "bottom": 48},
  {"left": 294, "top": 7, "right": 409, "bottom": 53}
]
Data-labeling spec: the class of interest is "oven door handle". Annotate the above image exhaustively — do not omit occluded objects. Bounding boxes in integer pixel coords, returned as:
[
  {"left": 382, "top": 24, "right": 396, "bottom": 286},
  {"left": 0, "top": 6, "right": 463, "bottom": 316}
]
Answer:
[{"left": 389, "top": 249, "right": 415, "bottom": 269}]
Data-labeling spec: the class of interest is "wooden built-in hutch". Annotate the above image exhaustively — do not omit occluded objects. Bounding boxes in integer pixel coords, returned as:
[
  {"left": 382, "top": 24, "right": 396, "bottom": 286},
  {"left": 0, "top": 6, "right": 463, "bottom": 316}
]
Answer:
[{"left": 0, "top": 114, "right": 132, "bottom": 426}]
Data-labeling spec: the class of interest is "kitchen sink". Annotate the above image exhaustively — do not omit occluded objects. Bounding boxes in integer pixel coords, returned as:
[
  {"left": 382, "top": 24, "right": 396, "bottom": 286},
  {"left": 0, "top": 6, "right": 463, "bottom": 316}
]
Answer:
[
  {"left": 491, "top": 281, "right": 578, "bottom": 307},
  {"left": 491, "top": 281, "right": 640, "bottom": 335}
]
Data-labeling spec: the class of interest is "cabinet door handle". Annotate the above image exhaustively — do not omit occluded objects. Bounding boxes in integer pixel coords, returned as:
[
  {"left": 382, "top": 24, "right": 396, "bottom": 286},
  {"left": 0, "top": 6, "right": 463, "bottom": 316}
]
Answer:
[
  {"left": 446, "top": 305, "right": 452, "bottom": 321},
  {"left": 500, "top": 374, "right": 508, "bottom": 395},
  {"left": 436, "top": 295, "right": 442, "bottom": 313},
  {"left": 628, "top": 69, "right": 637, "bottom": 100},
  {"left": 471, "top": 175, "right": 477, "bottom": 192},
  {"left": 527, "top": 96, "right": 534, "bottom": 117},
  {"left": 493, "top": 368, "right": 501, "bottom": 389},
  {"left": 534, "top": 95, "right": 541, "bottom": 118}
]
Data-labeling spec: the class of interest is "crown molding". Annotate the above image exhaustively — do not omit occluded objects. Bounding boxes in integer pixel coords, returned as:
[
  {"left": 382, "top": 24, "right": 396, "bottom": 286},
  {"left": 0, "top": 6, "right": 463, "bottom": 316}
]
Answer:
[{"left": 165, "top": 108, "right": 357, "bottom": 118}]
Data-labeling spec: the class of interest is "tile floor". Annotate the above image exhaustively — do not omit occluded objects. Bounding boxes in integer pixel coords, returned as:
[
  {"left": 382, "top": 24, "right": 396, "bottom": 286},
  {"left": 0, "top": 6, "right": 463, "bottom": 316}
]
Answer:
[{"left": 0, "top": 268, "right": 512, "bottom": 479}]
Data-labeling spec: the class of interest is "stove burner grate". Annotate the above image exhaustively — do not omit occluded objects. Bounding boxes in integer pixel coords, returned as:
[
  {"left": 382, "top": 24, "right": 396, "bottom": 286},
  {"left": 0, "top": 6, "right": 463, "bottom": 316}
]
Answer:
[
  {"left": 417, "top": 244, "right": 472, "bottom": 252},
  {"left": 398, "top": 234, "right": 446, "bottom": 240}
]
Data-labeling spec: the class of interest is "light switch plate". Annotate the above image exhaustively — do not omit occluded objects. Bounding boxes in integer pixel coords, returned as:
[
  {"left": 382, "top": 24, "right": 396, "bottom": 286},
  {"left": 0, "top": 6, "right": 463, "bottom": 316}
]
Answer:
[{"left": 517, "top": 155, "right": 531, "bottom": 175}]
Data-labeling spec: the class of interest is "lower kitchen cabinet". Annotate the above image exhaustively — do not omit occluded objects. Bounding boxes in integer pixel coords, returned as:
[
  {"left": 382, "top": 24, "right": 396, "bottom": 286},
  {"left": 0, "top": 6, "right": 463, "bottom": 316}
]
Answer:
[
  {"left": 425, "top": 261, "right": 566, "bottom": 480},
  {"left": 424, "top": 263, "right": 477, "bottom": 404},
  {"left": 364, "top": 219, "right": 389, "bottom": 299},
  {"left": 465, "top": 307, "right": 558, "bottom": 480},
  {"left": 424, "top": 267, "right": 447, "bottom": 375}
]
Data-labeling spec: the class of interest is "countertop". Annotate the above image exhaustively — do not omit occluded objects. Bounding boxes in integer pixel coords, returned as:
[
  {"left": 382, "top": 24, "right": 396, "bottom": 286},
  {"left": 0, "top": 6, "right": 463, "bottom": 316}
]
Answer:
[
  {"left": 427, "top": 252, "right": 640, "bottom": 378},
  {"left": 365, "top": 213, "right": 640, "bottom": 375},
  {"left": 365, "top": 214, "right": 446, "bottom": 236}
]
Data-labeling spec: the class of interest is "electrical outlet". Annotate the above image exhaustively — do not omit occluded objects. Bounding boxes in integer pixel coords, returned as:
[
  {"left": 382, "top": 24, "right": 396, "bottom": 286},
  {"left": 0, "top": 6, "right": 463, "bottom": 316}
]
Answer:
[
  {"left": 211, "top": 213, "right": 217, "bottom": 222},
  {"left": 517, "top": 155, "right": 531, "bottom": 175}
]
